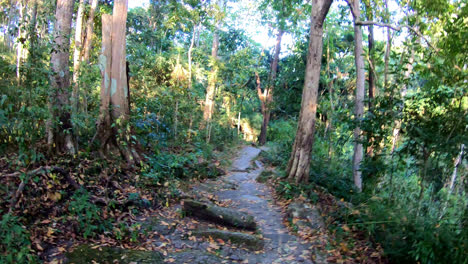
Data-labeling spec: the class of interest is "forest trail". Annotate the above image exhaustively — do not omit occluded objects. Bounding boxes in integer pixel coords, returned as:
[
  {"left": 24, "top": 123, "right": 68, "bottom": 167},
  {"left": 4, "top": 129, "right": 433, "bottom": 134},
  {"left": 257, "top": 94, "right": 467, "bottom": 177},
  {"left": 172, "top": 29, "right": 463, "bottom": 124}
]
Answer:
[
  {"left": 210, "top": 146, "right": 317, "bottom": 263},
  {"left": 65, "top": 146, "right": 324, "bottom": 264}
]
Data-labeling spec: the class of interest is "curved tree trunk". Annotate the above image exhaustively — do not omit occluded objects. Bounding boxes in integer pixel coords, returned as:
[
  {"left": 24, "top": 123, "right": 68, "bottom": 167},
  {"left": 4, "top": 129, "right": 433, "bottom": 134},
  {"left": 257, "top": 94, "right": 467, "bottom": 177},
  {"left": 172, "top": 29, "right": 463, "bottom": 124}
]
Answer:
[
  {"left": 258, "top": 29, "right": 284, "bottom": 145},
  {"left": 287, "top": 0, "right": 333, "bottom": 184},
  {"left": 347, "top": 0, "right": 366, "bottom": 192},
  {"left": 47, "top": 0, "right": 76, "bottom": 155}
]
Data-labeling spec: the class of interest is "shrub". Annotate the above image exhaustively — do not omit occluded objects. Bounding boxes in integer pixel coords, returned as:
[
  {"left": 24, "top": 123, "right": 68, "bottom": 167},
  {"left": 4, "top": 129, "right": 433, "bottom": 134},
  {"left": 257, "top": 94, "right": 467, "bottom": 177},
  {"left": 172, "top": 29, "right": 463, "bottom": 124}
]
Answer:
[{"left": 0, "top": 213, "right": 37, "bottom": 264}]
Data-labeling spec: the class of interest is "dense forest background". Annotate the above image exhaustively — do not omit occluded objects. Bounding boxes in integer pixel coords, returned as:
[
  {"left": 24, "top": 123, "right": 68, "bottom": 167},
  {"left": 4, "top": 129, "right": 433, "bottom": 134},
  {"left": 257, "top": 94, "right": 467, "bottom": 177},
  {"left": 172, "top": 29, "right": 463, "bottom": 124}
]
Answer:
[{"left": 0, "top": 0, "right": 467, "bottom": 263}]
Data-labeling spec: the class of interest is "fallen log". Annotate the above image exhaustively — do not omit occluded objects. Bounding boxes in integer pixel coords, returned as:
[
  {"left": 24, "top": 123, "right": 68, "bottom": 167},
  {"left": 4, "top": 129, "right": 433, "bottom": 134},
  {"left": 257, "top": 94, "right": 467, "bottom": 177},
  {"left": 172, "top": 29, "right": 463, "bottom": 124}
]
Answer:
[{"left": 182, "top": 199, "right": 256, "bottom": 230}]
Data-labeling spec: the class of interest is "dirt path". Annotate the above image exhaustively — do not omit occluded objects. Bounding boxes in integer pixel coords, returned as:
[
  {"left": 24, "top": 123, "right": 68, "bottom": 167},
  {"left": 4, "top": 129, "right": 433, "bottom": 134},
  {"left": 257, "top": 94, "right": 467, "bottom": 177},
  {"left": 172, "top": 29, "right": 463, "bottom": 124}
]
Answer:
[
  {"left": 65, "top": 146, "right": 321, "bottom": 264},
  {"left": 214, "top": 146, "right": 315, "bottom": 263}
]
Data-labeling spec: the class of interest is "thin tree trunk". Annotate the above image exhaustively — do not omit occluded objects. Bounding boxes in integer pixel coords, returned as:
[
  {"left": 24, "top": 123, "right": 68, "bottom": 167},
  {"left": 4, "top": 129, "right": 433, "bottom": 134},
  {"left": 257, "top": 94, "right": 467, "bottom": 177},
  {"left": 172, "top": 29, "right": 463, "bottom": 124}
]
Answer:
[
  {"left": 202, "top": 23, "right": 220, "bottom": 137},
  {"left": 48, "top": 0, "right": 76, "bottom": 154},
  {"left": 364, "top": 1, "right": 376, "bottom": 159},
  {"left": 81, "top": 0, "right": 99, "bottom": 114},
  {"left": 347, "top": 0, "right": 366, "bottom": 192},
  {"left": 450, "top": 144, "right": 465, "bottom": 192},
  {"left": 258, "top": 29, "right": 283, "bottom": 145},
  {"left": 188, "top": 23, "right": 199, "bottom": 89},
  {"left": 391, "top": 45, "right": 415, "bottom": 152},
  {"left": 72, "top": 0, "right": 86, "bottom": 114},
  {"left": 16, "top": 0, "right": 25, "bottom": 84},
  {"left": 383, "top": 0, "right": 392, "bottom": 89},
  {"left": 82, "top": 0, "right": 99, "bottom": 64},
  {"left": 326, "top": 34, "right": 335, "bottom": 160},
  {"left": 287, "top": 0, "right": 333, "bottom": 184},
  {"left": 364, "top": 2, "right": 376, "bottom": 107}
]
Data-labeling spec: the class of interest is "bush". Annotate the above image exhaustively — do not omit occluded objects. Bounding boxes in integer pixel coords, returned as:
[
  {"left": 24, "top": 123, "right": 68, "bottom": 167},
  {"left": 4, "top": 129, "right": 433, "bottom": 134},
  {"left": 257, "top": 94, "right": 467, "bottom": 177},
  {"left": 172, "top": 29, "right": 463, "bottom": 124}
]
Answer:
[
  {"left": 68, "top": 190, "right": 109, "bottom": 239},
  {"left": 0, "top": 213, "right": 37, "bottom": 264}
]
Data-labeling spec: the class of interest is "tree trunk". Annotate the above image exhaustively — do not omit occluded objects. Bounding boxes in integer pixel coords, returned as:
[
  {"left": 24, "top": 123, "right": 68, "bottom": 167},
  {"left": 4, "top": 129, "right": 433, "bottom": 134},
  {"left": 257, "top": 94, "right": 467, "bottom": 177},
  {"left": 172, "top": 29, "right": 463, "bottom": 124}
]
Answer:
[
  {"left": 93, "top": 0, "right": 140, "bottom": 166},
  {"left": 94, "top": 13, "right": 113, "bottom": 157},
  {"left": 81, "top": 0, "right": 99, "bottom": 114},
  {"left": 188, "top": 23, "right": 199, "bottom": 90},
  {"left": 365, "top": 2, "right": 376, "bottom": 108},
  {"left": 16, "top": 0, "right": 25, "bottom": 84},
  {"left": 383, "top": 0, "right": 392, "bottom": 89},
  {"left": 47, "top": 0, "right": 76, "bottom": 155},
  {"left": 347, "top": 0, "right": 365, "bottom": 192},
  {"left": 391, "top": 44, "right": 415, "bottom": 153},
  {"left": 82, "top": 0, "right": 99, "bottom": 64},
  {"left": 364, "top": 1, "right": 376, "bottom": 158},
  {"left": 286, "top": 0, "right": 333, "bottom": 184},
  {"left": 202, "top": 23, "right": 220, "bottom": 137},
  {"left": 72, "top": 0, "right": 86, "bottom": 114},
  {"left": 258, "top": 29, "right": 283, "bottom": 145}
]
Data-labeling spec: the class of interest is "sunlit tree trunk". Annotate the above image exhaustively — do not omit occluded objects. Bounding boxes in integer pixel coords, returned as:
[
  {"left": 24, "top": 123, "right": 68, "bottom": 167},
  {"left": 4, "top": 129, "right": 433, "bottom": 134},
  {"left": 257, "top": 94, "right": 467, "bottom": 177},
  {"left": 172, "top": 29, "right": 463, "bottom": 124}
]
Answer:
[
  {"left": 47, "top": 0, "right": 76, "bottom": 154},
  {"left": 71, "top": 0, "right": 86, "bottom": 114},
  {"left": 364, "top": 0, "right": 376, "bottom": 158},
  {"left": 81, "top": 0, "right": 99, "bottom": 113},
  {"left": 287, "top": 0, "right": 333, "bottom": 184},
  {"left": 347, "top": 0, "right": 365, "bottom": 192},
  {"left": 16, "top": 0, "right": 25, "bottom": 84},
  {"left": 188, "top": 23, "right": 199, "bottom": 90},
  {"left": 93, "top": 0, "right": 140, "bottom": 166},
  {"left": 203, "top": 23, "right": 220, "bottom": 141},
  {"left": 82, "top": 0, "right": 98, "bottom": 64},
  {"left": 258, "top": 29, "right": 284, "bottom": 145},
  {"left": 383, "top": 0, "right": 392, "bottom": 89}
]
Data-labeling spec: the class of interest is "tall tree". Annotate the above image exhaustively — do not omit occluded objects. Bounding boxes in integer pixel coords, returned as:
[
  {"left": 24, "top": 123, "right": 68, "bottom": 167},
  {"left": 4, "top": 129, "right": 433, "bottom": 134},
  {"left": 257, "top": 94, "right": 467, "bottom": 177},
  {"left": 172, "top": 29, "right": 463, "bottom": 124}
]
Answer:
[
  {"left": 257, "top": 29, "right": 284, "bottom": 145},
  {"left": 203, "top": 1, "right": 223, "bottom": 142},
  {"left": 82, "top": 0, "right": 99, "bottom": 64},
  {"left": 287, "top": 0, "right": 333, "bottom": 184},
  {"left": 346, "top": 0, "right": 366, "bottom": 192},
  {"left": 47, "top": 0, "right": 76, "bottom": 154},
  {"left": 93, "top": 0, "right": 140, "bottom": 165},
  {"left": 71, "top": 0, "right": 86, "bottom": 114}
]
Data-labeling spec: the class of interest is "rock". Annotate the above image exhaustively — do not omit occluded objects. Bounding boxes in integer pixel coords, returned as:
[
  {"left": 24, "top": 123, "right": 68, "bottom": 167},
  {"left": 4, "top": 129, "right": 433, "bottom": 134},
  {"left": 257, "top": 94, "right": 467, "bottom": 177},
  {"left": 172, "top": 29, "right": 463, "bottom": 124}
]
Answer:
[
  {"left": 168, "top": 250, "right": 223, "bottom": 264},
  {"left": 66, "top": 244, "right": 163, "bottom": 264},
  {"left": 193, "top": 229, "right": 264, "bottom": 250},
  {"left": 142, "top": 217, "right": 176, "bottom": 236},
  {"left": 286, "top": 202, "right": 326, "bottom": 234},
  {"left": 286, "top": 203, "right": 312, "bottom": 219},
  {"left": 182, "top": 199, "right": 257, "bottom": 230}
]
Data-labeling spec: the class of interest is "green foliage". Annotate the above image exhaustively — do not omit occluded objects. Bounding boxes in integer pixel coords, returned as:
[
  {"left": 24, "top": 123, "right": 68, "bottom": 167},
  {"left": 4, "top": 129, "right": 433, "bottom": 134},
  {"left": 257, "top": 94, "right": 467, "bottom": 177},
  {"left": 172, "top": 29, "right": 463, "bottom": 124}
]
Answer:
[
  {"left": 68, "top": 190, "right": 109, "bottom": 239},
  {"left": 0, "top": 213, "right": 37, "bottom": 264}
]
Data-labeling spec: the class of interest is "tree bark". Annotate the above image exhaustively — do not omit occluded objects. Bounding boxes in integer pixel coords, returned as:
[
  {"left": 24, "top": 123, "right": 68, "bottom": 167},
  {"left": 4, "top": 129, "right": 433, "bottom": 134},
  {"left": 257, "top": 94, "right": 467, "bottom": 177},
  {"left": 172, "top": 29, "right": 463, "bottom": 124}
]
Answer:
[
  {"left": 82, "top": 0, "right": 99, "bottom": 64},
  {"left": 364, "top": 1, "right": 376, "bottom": 158},
  {"left": 93, "top": 0, "right": 140, "bottom": 166},
  {"left": 383, "top": 0, "right": 392, "bottom": 89},
  {"left": 258, "top": 29, "right": 284, "bottom": 145},
  {"left": 16, "top": 0, "right": 25, "bottom": 84},
  {"left": 47, "top": 0, "right": 76, "bottom": 155},
  {"left": 188, "top": 23, "right": 199, "bottom": 90},
  {"left": 347, "top": 0, "right": 365, "bottom": 192},
  {"left": 202, "top": 23, "right": 220, "bottom": 142},
  {"left": 364, "top": 2, "right": 376, "bottom": 108},
  {"left": 286, "top": 0, "right": 332, "bottom": 184},
  {"left": 71, "top": 0, "right": 86, "bottom": 114}
]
